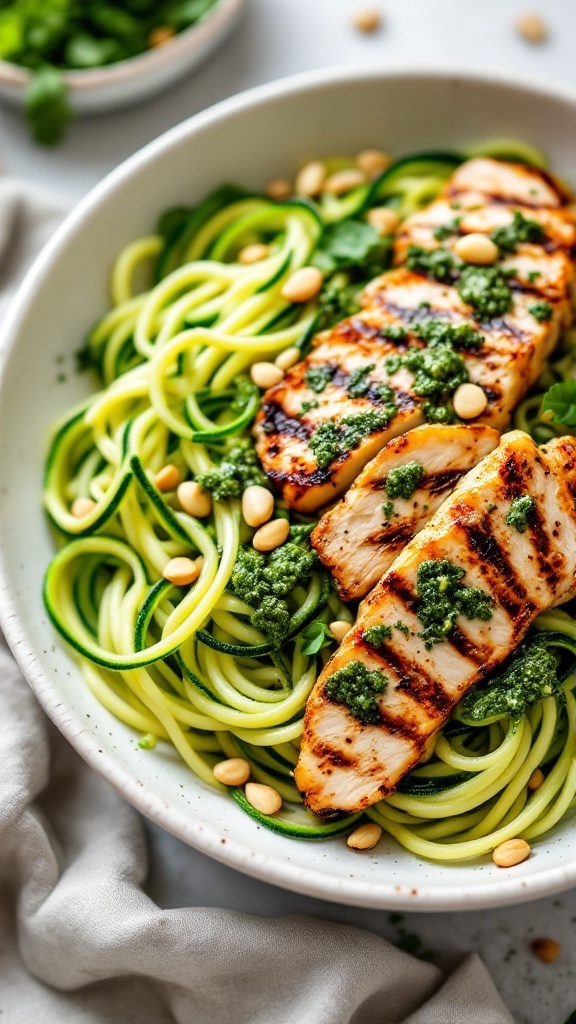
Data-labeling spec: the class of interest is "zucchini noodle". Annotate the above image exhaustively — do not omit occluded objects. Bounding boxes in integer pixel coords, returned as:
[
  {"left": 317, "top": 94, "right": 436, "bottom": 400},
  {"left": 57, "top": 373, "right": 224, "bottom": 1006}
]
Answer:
[{"left": 43, "top": 140, "right": 576, "bottom": 857}]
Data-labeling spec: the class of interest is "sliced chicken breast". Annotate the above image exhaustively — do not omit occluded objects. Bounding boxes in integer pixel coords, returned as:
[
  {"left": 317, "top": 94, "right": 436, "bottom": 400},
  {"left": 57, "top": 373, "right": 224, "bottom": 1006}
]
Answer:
[
  {"left": 295, "top": 431, "right": 576, "bottom": 816},
  {"left": 311, "top": 423, "right": 499, "bottom": 600},
  {"left": 255, "top": 158, "right": 575, "bottom": 513}
]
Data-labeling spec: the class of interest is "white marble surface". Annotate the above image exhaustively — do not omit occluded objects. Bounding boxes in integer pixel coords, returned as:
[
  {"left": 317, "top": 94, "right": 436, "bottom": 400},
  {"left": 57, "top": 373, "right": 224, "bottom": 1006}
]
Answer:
[{"left": 3, "top": 1, "right": 576, "bottom": 1020}]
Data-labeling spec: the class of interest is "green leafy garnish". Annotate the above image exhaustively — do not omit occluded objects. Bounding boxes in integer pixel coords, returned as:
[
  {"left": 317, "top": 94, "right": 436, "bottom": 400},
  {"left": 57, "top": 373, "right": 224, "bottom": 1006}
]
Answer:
[
  {"left": 314, "top": 219, "right": 391, "bottom": 276},
  {"left": 541, "top": 381, "right": 576, "bottom": 427},
  {"left": 301, "top": 620, "right": 334, "bottom": 655},
  {"left": 25, "top": 66, "right": 73, "bottom": 146}
]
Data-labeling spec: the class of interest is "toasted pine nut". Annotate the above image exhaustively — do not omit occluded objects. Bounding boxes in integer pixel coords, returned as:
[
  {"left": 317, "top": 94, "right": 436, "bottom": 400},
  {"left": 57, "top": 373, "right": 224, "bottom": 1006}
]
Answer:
[
  {"left": 238, "top": 242, "right": 270, "bottom": 264},
  {"left": 242, "top": 484, "right": 274, "bottom": 528},
  {"left": 250, "top": 361, "right": 285, "bottom": 389},
  {"left": 281, "top": 266, "right": 323, "bottom": 303},
  {"left": 352, "top": 7, "right": 382, "bottom": 32},
  {"left": 163, "top": 556, "right": 200, "bottom": 587},
  {"left": 177, "top": 480, "right": 212, "bottom": 518},
  {"left": 148, "top": 25, "right": 175, "bottom": 47},
  {"left": 253, "top": 517, "right": 290, "bottom": 552},
  {"left": 266, "top": 178, "right": 292, "bottom": 201},
  {"left": 453, "top": 383, "right": 488, "bottom": 420},
  {"left": 455, "top": 233, "right": 499, "bottom": 265},
  {"left": 347, "top": 823, "right": 383, "bottom": 850},
  {"left": 155, "top": 463, "right": 181, "bottom": 492},
  {"left": 275, "top": 346, "right": 301, "bottom": 371},
  {"left": 367, "top": 206, "right": 400, "bottom": 237},
  {"left": 295, "top": 160, "right": 326, "bottom": 197},
  {"left": 528, "top": 767, "right": 545, "bottom": 791},
  {"left": 323, "top": 168, "right": 366, "bottom": 196},
  {"left": 71, "top": 497, "right": 96, "bottom": 518},
  {"left": 357, "top": 149, "right": 392, "bottom": 178},
  {"left": 516, "top": 12, "right": 547, "bottom": 43},
  {"left": 213, "top": 758, "right": 251, "bottom": 786},
  {"left": 330, "top": 620, "right": 352, "bottom": 644},
  {"left": 245, "top": 782, "right": 283, "bottom": 815},
  {"left": 531, "top": 937, "right": 561, "bottom": 963},
  {"left": 492, "top": 838, "right": 531, "bottom": 868}
]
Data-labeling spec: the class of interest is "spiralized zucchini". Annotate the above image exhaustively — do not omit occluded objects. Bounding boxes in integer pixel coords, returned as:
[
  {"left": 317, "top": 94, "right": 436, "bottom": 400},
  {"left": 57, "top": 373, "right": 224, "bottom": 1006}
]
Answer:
[{"left": 43, "top": 140, "right": 576, "bottom": 856}]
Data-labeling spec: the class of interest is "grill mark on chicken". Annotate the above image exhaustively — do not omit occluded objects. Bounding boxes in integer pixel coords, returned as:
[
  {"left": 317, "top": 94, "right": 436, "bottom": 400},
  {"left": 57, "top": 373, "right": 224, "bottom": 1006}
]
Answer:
[
  {"left": 375, "top": 645, "right": 454, "bottom": 717},
  {"left": 365, "top": 521, "right": 415, "bottom": 547},
  {"left": 260, "top": 401, "right": 311, "bottom": 440},
  {"left": 456, "top": 517, "right": 528, "bottom": 612}
]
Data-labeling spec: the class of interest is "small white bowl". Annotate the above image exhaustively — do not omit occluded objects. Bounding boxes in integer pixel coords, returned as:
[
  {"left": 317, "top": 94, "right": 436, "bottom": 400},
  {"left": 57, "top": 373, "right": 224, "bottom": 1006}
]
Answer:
[
  {"left": 2, "top": 66, "right": 576, "bottom": 911},
  {"left": 0, "top": 0, "right": 246, "bottom": 114}
]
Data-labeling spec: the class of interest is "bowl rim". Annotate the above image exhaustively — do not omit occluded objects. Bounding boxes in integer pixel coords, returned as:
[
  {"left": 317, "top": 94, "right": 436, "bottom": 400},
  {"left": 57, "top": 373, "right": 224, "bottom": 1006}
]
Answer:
[
  {"left": 0, "top": 0, "right": 245, "bottom": 91},
  {"left": 2, "top": 62, "right": 576, "bottom": 911}
]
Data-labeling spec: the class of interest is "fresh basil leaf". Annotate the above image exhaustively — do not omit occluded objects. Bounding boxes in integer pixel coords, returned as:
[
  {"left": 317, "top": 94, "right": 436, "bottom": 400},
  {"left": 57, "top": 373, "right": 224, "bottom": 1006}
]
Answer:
[
  {"left": 313, "top": 219, "right": 391, "bottom": 276},
  {"left": 301, "top": 621, "right": 333, "bottom": 656},
  {"left": 542, "top": 381, "right": 576, "bottom": 427}
]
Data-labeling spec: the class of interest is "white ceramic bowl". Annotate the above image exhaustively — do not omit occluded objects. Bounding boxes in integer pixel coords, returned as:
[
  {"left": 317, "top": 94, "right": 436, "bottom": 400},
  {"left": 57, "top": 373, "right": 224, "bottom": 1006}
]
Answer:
[
  {"left": 0, "top": 0, "right": 246, "bottom": 114},
  {"left": 2, "top": 66, "right": 576, "bottom": 912}
]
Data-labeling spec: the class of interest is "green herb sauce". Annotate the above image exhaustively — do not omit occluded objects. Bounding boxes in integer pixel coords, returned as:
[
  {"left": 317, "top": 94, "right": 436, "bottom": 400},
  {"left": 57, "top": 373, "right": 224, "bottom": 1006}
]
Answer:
[
  {"left": 505, "top": 495, "right": 536, "bottom": 533},
  {"left": 385, "top": 461, "right": 424, "bottom": 500},
  {"left": 230, "top": 543, "right": 317, "bottom": 647},
  {"left": 362, "top": 624, "right": 393, "bottom": 648},
  {"left": 305, "top": 364, "right": 334, "bottom": 393},
  {"left": 415, "top": 559, "right": 493, "bottom": 649},
  {"left": 325, "top": 661, "right": 389, "bottom": 723},
  {"left": 455, "top": 642, "right": 562, "bottom": 725},
  {"left": 406, "top": 244, "right": 457, "bottom": 282},
  {"left": 458, "top": 266, "right": 513, "bottom": 319},
  {"left": 310, "top": 408, "right": 396, "bottom": 469},
  {"left": 197, "top": 444, "right": 268, "bottom": 500},
  {"left": 347, "top": 364, "right": 375, "bottom": 398},
  {"left": 490, "top": 210, "right": 546, "bottom": 254},
  {"left": 529, "top": 301, "right": 553, "bottom": 322}
]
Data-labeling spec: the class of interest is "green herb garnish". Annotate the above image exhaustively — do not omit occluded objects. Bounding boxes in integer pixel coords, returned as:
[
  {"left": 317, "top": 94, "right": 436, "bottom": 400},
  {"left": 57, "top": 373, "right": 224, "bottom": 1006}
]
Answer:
[
  {"left": 325, "top": 661, "right": 388, "bottom": 723},
  {"left": 415, "top": 559, "right": 493, "bottom": 649},
  {"left": 505, "top": 495, "right": 536, "bottom": 533}
]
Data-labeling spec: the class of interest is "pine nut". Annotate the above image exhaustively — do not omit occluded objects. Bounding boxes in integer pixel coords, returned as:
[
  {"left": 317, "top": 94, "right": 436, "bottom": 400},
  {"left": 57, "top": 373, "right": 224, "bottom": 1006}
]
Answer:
[
  {"left": 155, "top": 463, "right": 181, "bottom": 492},
  {"left": 323, "top": 168, "right": 366, "bottom": 196},
  {"left": 352, "top": 8, "right": 382, "bottom": 32},
  {"left": 148, "top": 25, "right": 175, "bottom": 47},
  {"left": 516, "top": 12, "right": 547, "bottom": 43},
  {"left": 295, "top": 161, "right": 326, "bottom": 197},
  {"left": 250, "top": 361, "right": 285, "bottom": 389},
  {"left": 347, "top": 823, "right": 382, "bottom": 850},
  {"left": 492, "top": 838, "right": 531, "bottom": 868},
  {"left": 531, "top": 937, "right": 561, "bottom": 963},
  {"left": 367, "top": 206, "right": 400, "bottom": 237},
  {"left": 453, "top": 383, "right": 488, "bottom": 420},
  {"left": 455, "top": 233, "right": 499, "bottom": 265},
  {"left": 177, "top": 481, "right": 212, "bottom": 518},
  {"left": 71, "top": 497, "right": 96, "bottom": 518},
  {"left": 528, "top": 767, "right": 545, "bottom": 791},
  {"left": 245, "top": 782, "right": 282, "bottom": 815},
  {"left": 266, "top": 178, "right": 292, "bottom": 201},
  {"left": 275, "top": 346, "right": 301, "bottom": 371},
  {"left": 330, "top": 620, "right": 352, "bottom": 644},
  {"left": 357, "top": 149, "right": 392, "bottom": 178},
  {"left": 213, "top": 757, "right": 251, "bottom": 786},
  {"left": 281, "top": 267, "right": 323, "bottom": 303},
  {"left": 238, "top": 243, "right": 270, "bottom": 264},
  {"left": 163, "top": 556, "right": 200, "bottom": 586},
  {"left": 242, "top": 484, "right": 274, "bottom": 528},
  {"left": 253, "top": 518, "right": 290, "bottom": 552}
]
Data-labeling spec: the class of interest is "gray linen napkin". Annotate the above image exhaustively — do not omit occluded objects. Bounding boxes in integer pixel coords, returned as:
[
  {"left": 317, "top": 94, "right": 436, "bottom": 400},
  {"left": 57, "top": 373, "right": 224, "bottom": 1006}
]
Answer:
[{"left": 0, "top": 181, "right": 516, "bottom": 1024}]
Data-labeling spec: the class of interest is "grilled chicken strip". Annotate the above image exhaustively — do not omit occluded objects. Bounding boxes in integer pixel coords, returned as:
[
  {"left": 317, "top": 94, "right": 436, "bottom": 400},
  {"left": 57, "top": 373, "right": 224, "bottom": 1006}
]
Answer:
[
  {"left": 255, "top": 158, "right": 575, "bottom": 513},
  {"left": 294, "top": 430, "right": 576, "bottom": 816},
  {"left": 311, "top": 423, "right": 499, "bottom": 600}
]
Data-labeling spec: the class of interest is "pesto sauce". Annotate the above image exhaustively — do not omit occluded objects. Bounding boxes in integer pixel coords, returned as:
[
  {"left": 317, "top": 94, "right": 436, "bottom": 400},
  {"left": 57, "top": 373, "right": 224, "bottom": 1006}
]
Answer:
[
  {"left": 528, "top": 301, "right": 553, "bottom": 322},
  {"left": 406, "top": 244, "right": 457, "bottom": 282},
  {"left": 325, "top": 660, "right": 388, "bottom": 723},
  {"left": 305, "top": 364, "right": 334, "bottom": 393},
  {"left": 382, "top": 499, "right": 395, "bottom": 520},
  {"left": 416, "top": 559, "right": 493, "bottom": 649},
  {"left": 505, "top": 494, "right": 536, "bottom": 533},
  {"left": 490, "top": 210, "right": 546, "bottom": 254},
  {"left": 457, "top": 266, "right": 513, "bottom": 319},
  {"left": 309, "top": 406, "right": 397, "bottom": 469},
  {"left": 385, "top": 461, "right": 424, "bottom": 500},
  {"left": 197, "top": 444, "right": 268, "bottom": 500},
  {"left": 347, "top": 364, "right": 375, "bottom": 398},
  {"left": 230, "top": 543, "right": 317, "bottom": 647},
  {"left": 455, "top": 642, "right": 561, "bottom": 725},
  {"left": 362, "top": 624, "right": 392, "bottom": 648}
]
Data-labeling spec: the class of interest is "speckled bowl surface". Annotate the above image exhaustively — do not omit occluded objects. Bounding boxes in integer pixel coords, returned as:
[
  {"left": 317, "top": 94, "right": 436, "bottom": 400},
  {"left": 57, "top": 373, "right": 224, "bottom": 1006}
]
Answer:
[
  {"left": 1, "top": 65, "right": 576, "bottom": 911},
  {"left": 0, "top": 0, "right": 246, "bottom": 113}
]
